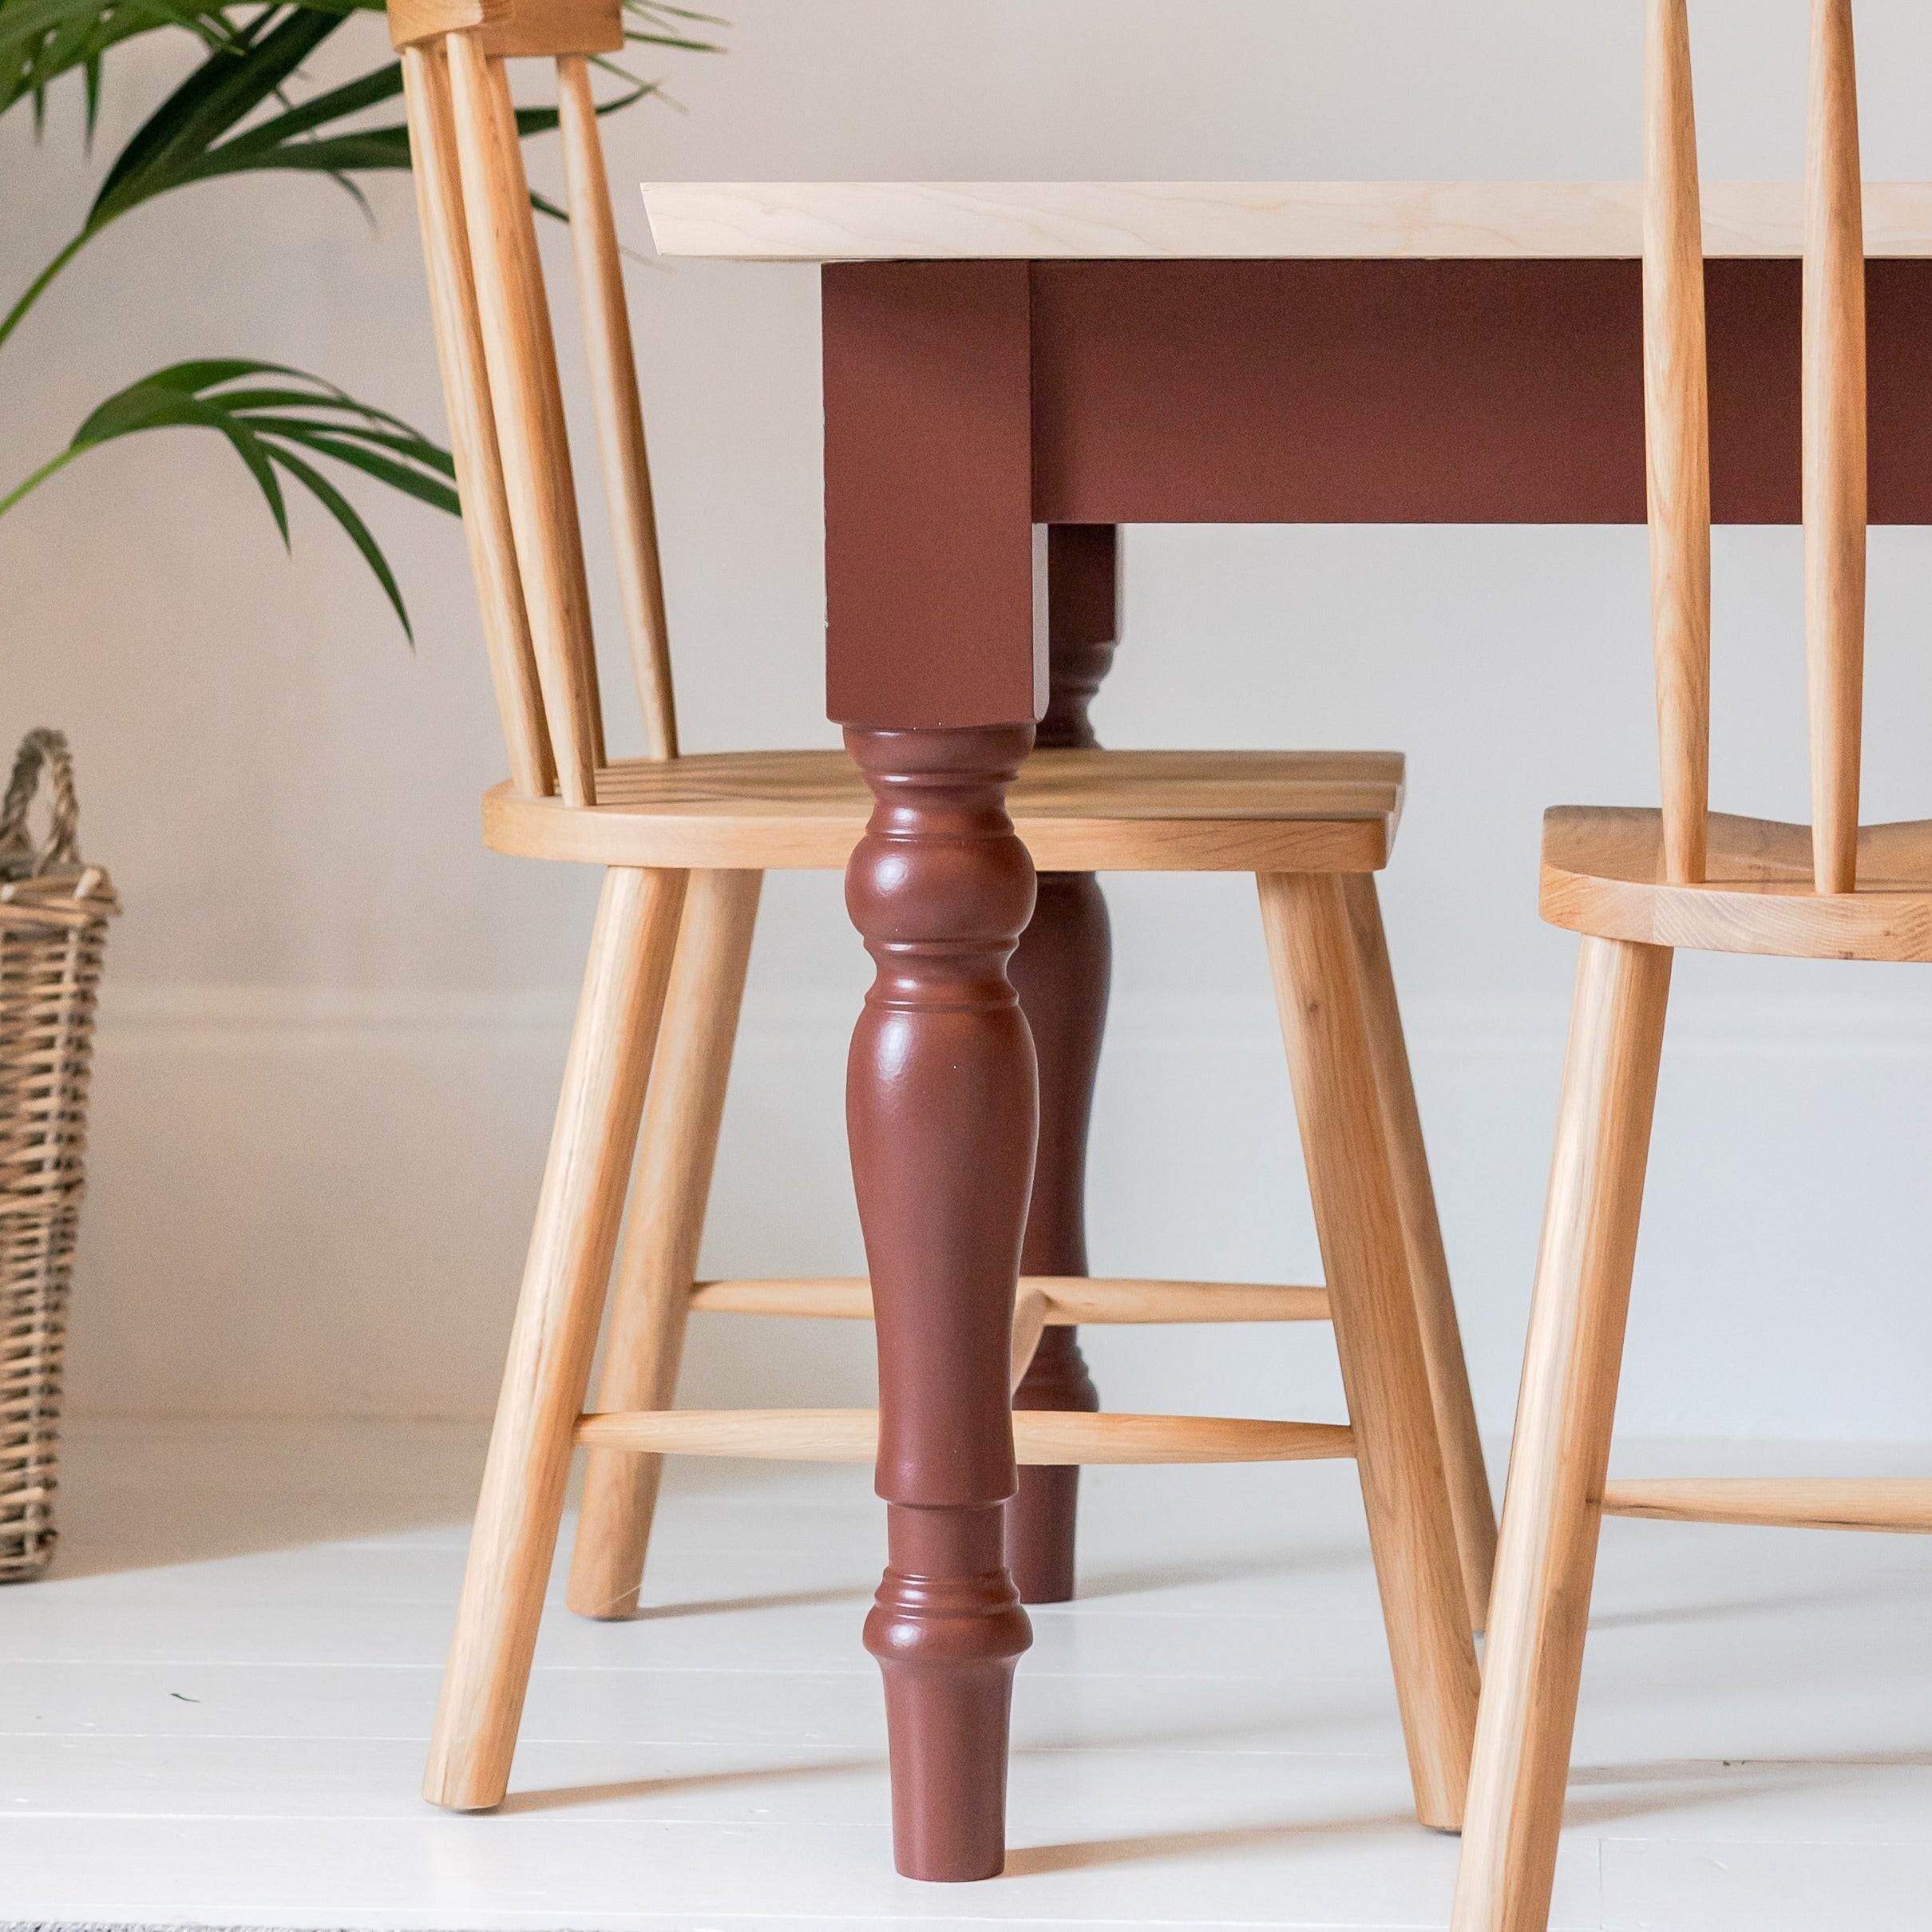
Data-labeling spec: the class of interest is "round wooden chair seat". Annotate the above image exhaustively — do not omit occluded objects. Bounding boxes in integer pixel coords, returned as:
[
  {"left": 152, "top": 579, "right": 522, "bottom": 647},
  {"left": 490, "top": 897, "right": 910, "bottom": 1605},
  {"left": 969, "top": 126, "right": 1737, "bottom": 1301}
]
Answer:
[
  {"left": 1542, "top": 806, "right": 1932, "bottom": 962},
  {"left": 485, "top": 746, "right": 1406, "bottom": 873}
]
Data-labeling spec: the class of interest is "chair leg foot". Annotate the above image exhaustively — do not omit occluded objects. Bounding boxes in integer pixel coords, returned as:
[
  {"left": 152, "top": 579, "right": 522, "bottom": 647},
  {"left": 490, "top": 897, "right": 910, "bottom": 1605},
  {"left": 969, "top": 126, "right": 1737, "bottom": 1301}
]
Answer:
[{"left": 1453, "top": 936, "right": 1672, "bottom": 1932}]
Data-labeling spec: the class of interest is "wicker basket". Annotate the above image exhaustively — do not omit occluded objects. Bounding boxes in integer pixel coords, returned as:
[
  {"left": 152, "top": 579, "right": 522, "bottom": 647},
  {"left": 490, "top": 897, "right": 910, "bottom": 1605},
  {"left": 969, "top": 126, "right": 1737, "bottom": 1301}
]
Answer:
[{"left": 0, "top": 730, "right": 117, "bottom": 1581}]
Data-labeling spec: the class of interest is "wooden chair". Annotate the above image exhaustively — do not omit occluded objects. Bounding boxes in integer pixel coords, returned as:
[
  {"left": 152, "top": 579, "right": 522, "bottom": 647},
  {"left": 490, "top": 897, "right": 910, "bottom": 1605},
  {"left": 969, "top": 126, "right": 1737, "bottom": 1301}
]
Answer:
[
  {"left": 1454, "top": 4, "right": 1913, "bottom": 1927},
  {"left": 389, "top": 0, "right": 1497, "bottom": 1850}
]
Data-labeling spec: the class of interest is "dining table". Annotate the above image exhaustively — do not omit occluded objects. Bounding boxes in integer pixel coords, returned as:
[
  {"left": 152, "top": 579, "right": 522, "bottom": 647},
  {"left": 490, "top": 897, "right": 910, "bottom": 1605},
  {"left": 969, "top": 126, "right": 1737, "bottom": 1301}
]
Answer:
[{"left": 635, "top": 178, "right": 1932, "bottom": 1880}]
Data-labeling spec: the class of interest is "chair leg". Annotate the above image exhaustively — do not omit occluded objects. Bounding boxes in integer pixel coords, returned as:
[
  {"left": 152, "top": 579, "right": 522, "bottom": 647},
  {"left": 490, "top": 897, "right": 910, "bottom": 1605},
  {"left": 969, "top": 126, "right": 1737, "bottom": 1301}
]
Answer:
[
  {"left": 1259, "top": 870, "right": 1481, "bottom": 1831},
  {"left": 567, "top": 868, "right": 763, "bottom": 1619},
  {"left": 1342, "top": 872, "right": 1499, "bottom": 1633},
  {"left": 1452, "top": 936, "right": 1673, "bottom": 1932},
  {"left": 423, "top": 865, "right": 687, "bottom": 1811}
]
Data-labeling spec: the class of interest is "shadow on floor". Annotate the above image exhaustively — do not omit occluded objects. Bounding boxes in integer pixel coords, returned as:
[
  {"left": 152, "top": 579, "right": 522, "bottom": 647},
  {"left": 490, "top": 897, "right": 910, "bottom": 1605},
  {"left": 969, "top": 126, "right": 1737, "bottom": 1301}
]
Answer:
[
  {"left": 1070, "top": 1541, "right": 1358, "bottom": 1602},
  {"left": 497, "top": 1753, "right": 885, "bottom": 1816},
  {"left": 1005, "top": 1807, "right": 1427, "bottom": 1876}
]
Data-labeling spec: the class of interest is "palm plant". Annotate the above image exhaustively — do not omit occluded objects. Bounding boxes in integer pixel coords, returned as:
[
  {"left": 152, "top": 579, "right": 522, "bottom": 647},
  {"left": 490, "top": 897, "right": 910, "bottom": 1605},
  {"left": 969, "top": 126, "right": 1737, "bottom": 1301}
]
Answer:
[{"left": 0, "top": 0, "right": 719, "bottom": 635}]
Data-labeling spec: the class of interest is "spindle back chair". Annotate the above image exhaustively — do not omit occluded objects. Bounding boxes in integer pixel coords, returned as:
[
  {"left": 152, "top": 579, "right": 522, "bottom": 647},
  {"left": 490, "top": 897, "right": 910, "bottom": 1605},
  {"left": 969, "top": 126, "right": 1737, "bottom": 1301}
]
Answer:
[
  {"left": 1455, "top": 6, "right": 1924, "bottom": 1929},
  {"left": 390, "top": 0, "right": 1498, "bottom": 1869}
]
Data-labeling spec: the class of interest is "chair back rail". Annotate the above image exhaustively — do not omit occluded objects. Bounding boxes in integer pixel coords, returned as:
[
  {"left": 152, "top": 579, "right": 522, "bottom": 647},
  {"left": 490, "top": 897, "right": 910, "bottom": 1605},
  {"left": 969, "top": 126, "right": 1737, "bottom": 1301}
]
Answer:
[
  {"left": 1803, "top": 0, "right": 1867, "bottom": 893},
  {"left": 394, "top": 0, "right": 683, "bottom": 802},
  {"left": 1642, "top": 0, "right": 1711, "bottom": 886},
  {"left": 1645, "top": 0, "right": 1871, "bottom": 896}
]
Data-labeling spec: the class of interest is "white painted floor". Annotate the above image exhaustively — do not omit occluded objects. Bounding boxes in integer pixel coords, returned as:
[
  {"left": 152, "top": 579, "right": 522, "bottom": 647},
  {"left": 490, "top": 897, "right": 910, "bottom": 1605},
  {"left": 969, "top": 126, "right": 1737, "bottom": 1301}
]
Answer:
[{"left": 5, "top": 1423, "right": 1932, "bottom": 1930}]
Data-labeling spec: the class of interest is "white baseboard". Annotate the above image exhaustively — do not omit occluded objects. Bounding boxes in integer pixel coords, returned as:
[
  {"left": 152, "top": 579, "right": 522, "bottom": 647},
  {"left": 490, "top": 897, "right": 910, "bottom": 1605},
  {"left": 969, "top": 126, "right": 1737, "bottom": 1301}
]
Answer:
[{"left": 66, "top": 981, "right": 1932, "bottom": 1441}]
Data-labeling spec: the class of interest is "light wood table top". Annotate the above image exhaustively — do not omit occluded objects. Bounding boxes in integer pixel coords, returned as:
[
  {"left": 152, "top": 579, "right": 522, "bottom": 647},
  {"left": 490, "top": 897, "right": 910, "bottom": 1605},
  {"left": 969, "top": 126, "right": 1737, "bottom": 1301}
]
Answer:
[{"left": 639, "top": 180, "right": 1932, "bottom": 263}]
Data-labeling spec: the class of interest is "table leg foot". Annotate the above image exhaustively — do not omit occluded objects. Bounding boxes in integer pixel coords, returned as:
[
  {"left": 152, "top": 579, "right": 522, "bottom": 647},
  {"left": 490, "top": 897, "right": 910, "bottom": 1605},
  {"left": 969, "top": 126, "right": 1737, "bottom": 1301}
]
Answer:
[{"left": 869, "top": 1503, "right": 1029, "bottom": 1879}]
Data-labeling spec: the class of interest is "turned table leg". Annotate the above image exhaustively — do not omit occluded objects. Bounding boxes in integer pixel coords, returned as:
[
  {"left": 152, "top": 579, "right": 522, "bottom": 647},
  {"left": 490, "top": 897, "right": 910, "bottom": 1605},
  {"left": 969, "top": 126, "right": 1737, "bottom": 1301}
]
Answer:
[
  {"left": 845, "top": 725, "right": 1039, "bottom": 1881},
  {"left": 822, "top": 258, "right": 1043, "bottom": 1879},
  {"left": 1006, "top": 524, "right": 1119, "bottom": 1604}
]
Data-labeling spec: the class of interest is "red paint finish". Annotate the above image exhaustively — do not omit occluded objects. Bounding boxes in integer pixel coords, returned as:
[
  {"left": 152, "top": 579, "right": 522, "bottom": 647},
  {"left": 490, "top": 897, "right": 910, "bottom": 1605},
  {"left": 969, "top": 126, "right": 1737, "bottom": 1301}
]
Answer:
[
  {"left": 1005, "top": 876, "right": 1108, "bottom": 1605},
  {"left": 845, "top": 723, "right": 1038, "bottom": 1880},
  {"left": 1030, "top": 258, "right": 1932, "bottom": 527},
  {"left": 823, "top": 262, "right": 1046, "bottom": 729},
  {"left": 1034, "top": 521, "right": 1122, "bottom": 720},
  {"left": 1866, "top": 261, "right": 1932, "bottom": 525},
  {"left": 1030, "top": 259, "right": 1645, "bottom": 525},
  {"left": 1006, "top": 525, "right": 1119, "bottom": 1605}
]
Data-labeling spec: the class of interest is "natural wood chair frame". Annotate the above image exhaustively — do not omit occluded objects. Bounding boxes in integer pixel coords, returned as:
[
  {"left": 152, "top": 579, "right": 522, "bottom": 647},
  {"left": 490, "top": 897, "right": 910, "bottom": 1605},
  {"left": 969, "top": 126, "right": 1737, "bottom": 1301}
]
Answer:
[
  {"left": 391, "top": 0, "right": 1496, "bottom": 1843},
  {"left": 1454, "top": 6, "right": 1928, "bottom": 1928}
]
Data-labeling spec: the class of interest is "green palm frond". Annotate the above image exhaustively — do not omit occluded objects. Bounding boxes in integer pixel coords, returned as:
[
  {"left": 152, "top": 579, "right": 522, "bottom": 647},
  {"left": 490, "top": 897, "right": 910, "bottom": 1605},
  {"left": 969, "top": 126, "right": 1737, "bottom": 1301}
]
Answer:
[
  {"left": 623, "top": 2, "right": 725, "bottom": 55},
  {"left": 89, "top": 3, "right": 347, "bottom": 221},
  {"left": 0, "top": 0, "right": 239, "bottom": 131},
  {"left": 0, "top": 359, "right": 458, "bottom": 639},
  {"left": 2, "top": 3, "right": 677, "bottom": 347},
  {"left": 6, "top": 0, "right": 725, "bottom": 338},
  {"left": 3, "top": 0, "right": 721, "bottom": 145},
  {"left": 93, "top": 4, "right": 694, "bottom": 220},
  {"left": 0, "top": 1, "right": 727, "bottom": 646}
]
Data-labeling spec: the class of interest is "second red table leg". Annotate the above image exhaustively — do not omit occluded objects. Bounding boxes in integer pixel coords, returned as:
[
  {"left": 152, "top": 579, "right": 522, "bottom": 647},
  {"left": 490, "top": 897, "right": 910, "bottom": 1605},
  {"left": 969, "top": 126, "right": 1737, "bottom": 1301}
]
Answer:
[{"left": 1006, "top": 524, "right": 1120, "bottom": 1603}]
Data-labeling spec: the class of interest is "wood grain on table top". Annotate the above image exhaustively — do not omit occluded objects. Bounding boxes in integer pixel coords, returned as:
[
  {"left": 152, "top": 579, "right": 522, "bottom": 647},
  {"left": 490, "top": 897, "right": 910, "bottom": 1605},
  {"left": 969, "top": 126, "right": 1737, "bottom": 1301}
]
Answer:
[{"left": 640, "top": 180, "right": 1932, "bottom": 263}]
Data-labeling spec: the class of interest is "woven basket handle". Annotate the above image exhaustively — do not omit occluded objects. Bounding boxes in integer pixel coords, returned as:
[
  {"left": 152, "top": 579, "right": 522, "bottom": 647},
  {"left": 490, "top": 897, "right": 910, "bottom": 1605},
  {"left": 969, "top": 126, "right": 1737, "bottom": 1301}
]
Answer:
[{"left": 0, "top": 729, "right": 82, "bottom": 879}]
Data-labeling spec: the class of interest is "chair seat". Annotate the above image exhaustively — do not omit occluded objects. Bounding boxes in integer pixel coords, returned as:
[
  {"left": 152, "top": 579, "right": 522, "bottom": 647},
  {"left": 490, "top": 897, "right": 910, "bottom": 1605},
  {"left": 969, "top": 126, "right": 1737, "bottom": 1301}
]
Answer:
[
  {"left": 1542, "top": 806, "right": 1932, "bottom": 961},
  {"left": 485, "top": 746, "right": 1405, "bottom": 873}
]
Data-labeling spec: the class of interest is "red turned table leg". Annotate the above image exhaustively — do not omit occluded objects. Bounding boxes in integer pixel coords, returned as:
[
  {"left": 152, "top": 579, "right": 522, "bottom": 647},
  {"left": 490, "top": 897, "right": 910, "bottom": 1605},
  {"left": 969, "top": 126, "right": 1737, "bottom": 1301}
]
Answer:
[
  {"left": 845, "top": 724, "right": 1039, "bottom": 1882},
  {"left": 823, "top": 259, "right": 1041, "bottom": 1879},
  {"left": 1007, "top": 525, "right": 1119, "bottom": 1603}
]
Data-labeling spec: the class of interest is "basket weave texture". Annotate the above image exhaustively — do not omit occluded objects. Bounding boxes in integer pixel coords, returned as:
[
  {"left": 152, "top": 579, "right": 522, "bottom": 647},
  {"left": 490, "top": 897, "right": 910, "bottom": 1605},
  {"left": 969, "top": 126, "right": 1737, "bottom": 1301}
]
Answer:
[{"left": 0, "top": 730, "right": 116, "bottom": 1582}]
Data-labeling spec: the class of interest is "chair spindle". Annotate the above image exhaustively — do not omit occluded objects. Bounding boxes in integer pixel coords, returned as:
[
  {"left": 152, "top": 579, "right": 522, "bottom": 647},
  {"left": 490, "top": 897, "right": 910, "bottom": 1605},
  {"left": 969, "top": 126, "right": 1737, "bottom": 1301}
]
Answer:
[
  {"left": 1803, "top": 0, "right": 1868, "bottom": 895},
  {"left": 556, "top": 53, "right": 680, "bottom": 762},
  {"left": 400, "top": 42, "right": 553, "bottom": 801},
  {"left": 445, "top": 29, "right": 604, "bottom": 804},
  {"left": 1642, "top": 0, "right": 1712, "bottom": 887}
]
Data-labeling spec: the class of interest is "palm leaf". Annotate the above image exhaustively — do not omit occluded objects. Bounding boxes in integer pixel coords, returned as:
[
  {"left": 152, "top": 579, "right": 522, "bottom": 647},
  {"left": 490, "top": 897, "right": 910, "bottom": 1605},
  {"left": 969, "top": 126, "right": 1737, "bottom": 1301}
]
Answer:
[
  {"left": 202, "top": 53, "right": 398, "bottom": 152},
  {"left": 0, "top": 0, "right": 237, "bottom": 125},
  {"left": 6, "top": 2, "right": 691, "bottom": 348},
  {"left": 263, "top": 441, "right": 410, "bottom": 635},
  {"left": 6, "top": 358, "right": 459, "bottom": 638},
  {"left": 89, "top": 3, "right": 342, "bottom": 224},
  {"left": 623, "top": 1, "right": 725, "bottom": 55},
  {"left": 247, "top": 420, "right": 457, "bottom": 510},
  {"left": 72, "top": 376, "right": 288, "bottom": 534},
  {"left": 0, "top": 2, "right": 726, "bottom": 644},
  {"left": 91, "top": 20, "right": 657, "bottom": 222}
]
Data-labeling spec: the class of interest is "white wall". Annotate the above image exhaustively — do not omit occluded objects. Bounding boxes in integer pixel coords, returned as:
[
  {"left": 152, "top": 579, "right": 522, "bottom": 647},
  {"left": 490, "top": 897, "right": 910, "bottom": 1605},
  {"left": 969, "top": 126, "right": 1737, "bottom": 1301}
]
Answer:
[{"left": 9, "top": 1, "right": 1932, "bottom": 1440}]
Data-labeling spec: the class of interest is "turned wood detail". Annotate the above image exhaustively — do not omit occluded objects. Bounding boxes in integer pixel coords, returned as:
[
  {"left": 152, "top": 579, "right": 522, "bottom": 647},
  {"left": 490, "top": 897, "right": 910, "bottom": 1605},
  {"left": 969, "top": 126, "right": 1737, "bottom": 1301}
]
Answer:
[
  {"left": 1035, "top": 524, "right": 1121, "bottom": 749},
  {"left": 1006, "top": 524, "right": 1121, "bottom": 1604},
  {"left": 843, "top": 723, "right": 1039, "bottom": 1883}
]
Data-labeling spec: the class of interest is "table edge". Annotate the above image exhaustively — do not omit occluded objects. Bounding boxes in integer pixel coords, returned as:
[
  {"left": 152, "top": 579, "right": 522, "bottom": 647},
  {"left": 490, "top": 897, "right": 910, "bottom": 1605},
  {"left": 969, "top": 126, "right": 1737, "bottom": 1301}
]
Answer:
[{"left": 639, "top": 180, "right": 1932, "bottom": 262}]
